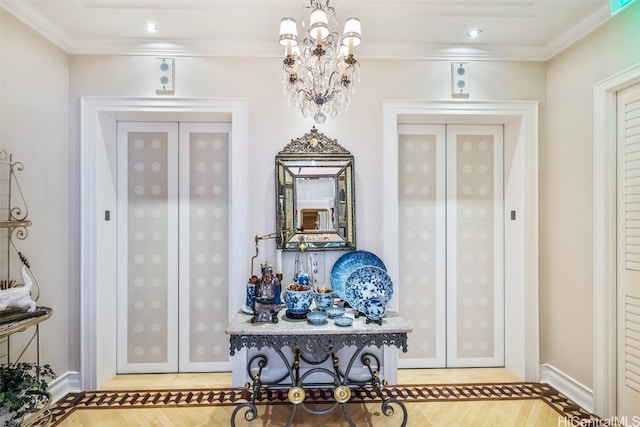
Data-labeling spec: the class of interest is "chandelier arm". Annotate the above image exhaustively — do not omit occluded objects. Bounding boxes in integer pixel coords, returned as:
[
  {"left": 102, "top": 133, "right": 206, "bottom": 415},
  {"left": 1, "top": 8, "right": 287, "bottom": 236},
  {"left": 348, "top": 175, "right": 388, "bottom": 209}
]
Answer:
[
  {"left": 323, "top": 70, "right": 342, "bottom": 99},
  {"left": 298, "top": 87, "right": 315, "bottom": 102},
  {"left": 344, "top": 58, "right": 359, "bottom": 76}
]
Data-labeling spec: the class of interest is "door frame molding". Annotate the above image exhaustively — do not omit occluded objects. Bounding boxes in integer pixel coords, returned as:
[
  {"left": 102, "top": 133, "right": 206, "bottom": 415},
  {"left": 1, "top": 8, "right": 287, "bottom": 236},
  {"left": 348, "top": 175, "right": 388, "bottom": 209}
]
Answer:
[
  {"left": 382, "top": 100, "right": 539, "bottom": 381},
  {"left": 593, "top": 63, "right": 640, "bottom": 418},
  {"left": 80, "top": 96, "right": 248, "bottom": 390}
]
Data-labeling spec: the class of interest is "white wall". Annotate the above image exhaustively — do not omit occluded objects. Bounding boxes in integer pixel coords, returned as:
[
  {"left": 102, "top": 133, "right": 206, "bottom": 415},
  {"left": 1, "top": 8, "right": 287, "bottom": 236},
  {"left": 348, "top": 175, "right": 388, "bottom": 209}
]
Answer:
[
  {"left": 0, "top": 11, "right": 69, "bottom": 374},
  {"left": 543, "top": 1, "right": 640, "bottom": 391}
]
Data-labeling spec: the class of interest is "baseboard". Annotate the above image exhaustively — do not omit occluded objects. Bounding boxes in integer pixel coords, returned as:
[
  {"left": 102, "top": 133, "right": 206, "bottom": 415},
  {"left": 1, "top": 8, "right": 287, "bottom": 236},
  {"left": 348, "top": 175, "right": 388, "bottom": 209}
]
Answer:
[
  {"left": 48, "top": 370, "right": 82, "bottom": 403},
  {"left": 540, "top": 363, "right": 593, "bottom": 413}
]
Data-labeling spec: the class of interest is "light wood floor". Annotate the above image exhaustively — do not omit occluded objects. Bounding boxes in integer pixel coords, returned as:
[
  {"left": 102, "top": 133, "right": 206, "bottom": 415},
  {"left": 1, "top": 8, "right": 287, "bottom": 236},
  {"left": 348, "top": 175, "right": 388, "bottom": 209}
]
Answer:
[
  {"left": 98, "top": 367, "right": 521, "bottom": 390},
  {"left": 55, "top": 369, "right": 574, "bottom": 426}
]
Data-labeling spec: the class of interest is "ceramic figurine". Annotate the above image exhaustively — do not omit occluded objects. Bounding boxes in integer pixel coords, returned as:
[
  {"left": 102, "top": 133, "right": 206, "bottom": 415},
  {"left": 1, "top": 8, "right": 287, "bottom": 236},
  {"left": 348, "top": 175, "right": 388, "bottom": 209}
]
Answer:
[
  {"left": 251, "top": 265, "right": 282, "bottom": 323},
  {"left": 0, "top": 266, "right": 36, "bottom": 312}
]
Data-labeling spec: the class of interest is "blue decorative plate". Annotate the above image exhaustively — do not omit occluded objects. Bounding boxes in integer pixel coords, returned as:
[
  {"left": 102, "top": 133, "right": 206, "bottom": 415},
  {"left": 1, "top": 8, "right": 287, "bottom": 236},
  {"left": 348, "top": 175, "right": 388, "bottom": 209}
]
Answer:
[
  {"left": 362, "top": 297, "right": 386, "bottom": 321},
  {"left": 330, "top": 250, "right": 386, "bottom": 300},
  {"left": 343, "top": 266, "right": 393, "bottom": 313}
]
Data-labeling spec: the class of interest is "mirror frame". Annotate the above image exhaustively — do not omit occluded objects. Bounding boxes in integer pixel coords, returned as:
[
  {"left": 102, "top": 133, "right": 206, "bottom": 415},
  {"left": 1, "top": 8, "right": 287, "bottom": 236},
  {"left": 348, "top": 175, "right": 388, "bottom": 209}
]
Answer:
[{"left": 275, "top": 127, "right": 356, "bottom": 251}]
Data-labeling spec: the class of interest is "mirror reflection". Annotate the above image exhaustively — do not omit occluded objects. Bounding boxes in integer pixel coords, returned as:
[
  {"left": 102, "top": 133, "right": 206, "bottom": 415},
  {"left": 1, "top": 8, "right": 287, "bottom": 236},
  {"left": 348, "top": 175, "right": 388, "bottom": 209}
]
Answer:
[{"left": 275, "top": 128, "right": 356, "bottom": 251}]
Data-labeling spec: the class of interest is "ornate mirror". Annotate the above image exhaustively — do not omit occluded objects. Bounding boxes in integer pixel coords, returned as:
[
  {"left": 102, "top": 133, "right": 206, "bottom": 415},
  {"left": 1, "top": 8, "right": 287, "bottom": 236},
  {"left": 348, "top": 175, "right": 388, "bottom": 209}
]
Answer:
[{"left": 275, "top": 127, "right": 356, "bottom": 251}]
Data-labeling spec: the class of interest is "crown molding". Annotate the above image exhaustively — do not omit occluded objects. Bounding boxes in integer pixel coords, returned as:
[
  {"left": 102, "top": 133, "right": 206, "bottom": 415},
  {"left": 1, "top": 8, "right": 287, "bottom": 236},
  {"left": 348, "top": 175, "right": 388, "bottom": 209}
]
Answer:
[
  {"left": 0, "top": 0, "right": 614, "bottom": 61},
  {"left": 67, "top": 38, "right": 280, "bottom": 57},
  {"left": 0, "top": 0, "right": 73, "bottom": 52},
  {"left": 544, "top": 3, "right": 612, "bottom": 60}
]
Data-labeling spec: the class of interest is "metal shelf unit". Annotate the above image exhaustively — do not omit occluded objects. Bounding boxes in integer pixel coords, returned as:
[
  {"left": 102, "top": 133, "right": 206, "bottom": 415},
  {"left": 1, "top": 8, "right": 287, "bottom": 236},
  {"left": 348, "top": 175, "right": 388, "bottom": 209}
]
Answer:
[{"left": 0, "top": 150, "right": 52, "bottom": 426}]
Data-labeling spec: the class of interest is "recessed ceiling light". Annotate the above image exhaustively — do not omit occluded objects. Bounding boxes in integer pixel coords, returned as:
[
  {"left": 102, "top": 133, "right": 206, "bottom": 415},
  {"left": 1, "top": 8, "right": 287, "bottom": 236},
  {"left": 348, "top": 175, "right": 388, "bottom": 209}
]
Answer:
[
  {"left": 466, "top": 28, "right": 483, "bottom": 39},
  {"left": 144, "top": 22, "right": 158, "bottom": 32}
]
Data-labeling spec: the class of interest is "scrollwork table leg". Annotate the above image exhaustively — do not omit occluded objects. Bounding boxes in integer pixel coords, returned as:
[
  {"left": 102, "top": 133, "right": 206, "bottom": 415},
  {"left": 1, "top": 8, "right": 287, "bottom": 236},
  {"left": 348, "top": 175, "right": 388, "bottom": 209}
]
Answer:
[{"left": 363, "top": 353, "right": 408, "bottom": 427}]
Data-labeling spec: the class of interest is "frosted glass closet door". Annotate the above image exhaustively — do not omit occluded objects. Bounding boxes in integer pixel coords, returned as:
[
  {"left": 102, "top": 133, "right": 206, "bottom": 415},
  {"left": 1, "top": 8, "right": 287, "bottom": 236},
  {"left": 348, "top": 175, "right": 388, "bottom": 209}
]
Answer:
[
  {"left": 116, "top": 122, "right": 231, "bottom": 374},
  {"left": 446, "top": 125, "right": 504, "bottom": 367},
  {"left": 397, "top": 124, "right": 504, "bottom": 368}
]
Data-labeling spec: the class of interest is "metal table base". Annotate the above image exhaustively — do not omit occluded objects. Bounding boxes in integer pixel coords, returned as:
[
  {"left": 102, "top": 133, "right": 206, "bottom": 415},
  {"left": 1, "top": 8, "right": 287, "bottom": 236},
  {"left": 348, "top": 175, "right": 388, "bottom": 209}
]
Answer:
[{"left": 226, "top": 310, "right": 411, "bottom": 426}]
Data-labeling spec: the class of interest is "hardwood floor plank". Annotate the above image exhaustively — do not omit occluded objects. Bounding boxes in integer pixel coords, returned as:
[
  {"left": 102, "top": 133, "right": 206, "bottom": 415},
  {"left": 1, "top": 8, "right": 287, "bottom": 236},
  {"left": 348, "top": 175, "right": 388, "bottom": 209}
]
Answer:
[
  {"left": 99, "top": 372, "right": 232, "bottom": 391},
  {"left": 397, "top": 367, "right": 522, "bottom": 384}
]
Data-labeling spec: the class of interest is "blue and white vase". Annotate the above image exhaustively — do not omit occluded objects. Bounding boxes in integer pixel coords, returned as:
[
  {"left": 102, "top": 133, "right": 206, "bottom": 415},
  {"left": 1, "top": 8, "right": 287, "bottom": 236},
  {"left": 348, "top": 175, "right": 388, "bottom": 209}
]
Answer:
[
  {"left": 285, "top": 285, "right": 313, "bottom": 315},
  {"left": 314, "top": 289, "right": 334, "bottom": 311},
  {"left": 245, "top": 283, "right": 256, "bottom": 310},
  {"left": 294, "top": 272, "right": 311, "bottom": 286}
]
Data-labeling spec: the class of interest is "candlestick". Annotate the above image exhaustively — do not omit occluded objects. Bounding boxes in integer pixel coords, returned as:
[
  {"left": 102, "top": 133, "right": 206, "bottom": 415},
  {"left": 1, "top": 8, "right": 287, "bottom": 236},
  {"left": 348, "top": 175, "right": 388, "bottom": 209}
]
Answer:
[{"left": 276, "top": 249, "right": 283, "bottom": 274}]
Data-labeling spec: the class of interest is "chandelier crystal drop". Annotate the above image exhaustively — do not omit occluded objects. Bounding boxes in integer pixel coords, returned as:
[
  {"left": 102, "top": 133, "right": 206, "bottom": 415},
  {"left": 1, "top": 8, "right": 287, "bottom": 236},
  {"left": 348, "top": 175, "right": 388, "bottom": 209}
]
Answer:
[{"left": 279, "top": 0, "right": 362, "bottom": 124}]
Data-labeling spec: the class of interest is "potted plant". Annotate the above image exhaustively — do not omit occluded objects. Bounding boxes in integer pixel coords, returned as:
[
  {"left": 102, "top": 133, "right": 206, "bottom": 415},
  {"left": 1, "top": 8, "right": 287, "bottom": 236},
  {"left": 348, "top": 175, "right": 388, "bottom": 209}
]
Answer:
[{"left": 0, "top": 362, "right": 55, "bottom": 427}]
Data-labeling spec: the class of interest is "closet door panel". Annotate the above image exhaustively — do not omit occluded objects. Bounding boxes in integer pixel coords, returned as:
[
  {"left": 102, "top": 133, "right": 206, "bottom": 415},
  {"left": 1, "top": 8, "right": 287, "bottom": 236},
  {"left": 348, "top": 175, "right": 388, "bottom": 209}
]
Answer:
[
  {"left": 178, "top": 123, "right": 231, "bottom": 372},
  {"left": 446, "top": 125, "right": 504, "bottom": 367},
  {"left": 116, "top": 122, "right": 179, "bottom": 373},
  {"left": 397, "top": 125, "right": 447, "bottom": 368}
]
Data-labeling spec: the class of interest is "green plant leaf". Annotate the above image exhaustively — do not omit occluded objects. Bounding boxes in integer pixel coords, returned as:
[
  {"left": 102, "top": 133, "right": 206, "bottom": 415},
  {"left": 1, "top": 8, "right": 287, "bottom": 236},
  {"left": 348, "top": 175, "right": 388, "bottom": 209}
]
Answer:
[{"left": 0, "top": 362, "right": 55, "bottom": 422}]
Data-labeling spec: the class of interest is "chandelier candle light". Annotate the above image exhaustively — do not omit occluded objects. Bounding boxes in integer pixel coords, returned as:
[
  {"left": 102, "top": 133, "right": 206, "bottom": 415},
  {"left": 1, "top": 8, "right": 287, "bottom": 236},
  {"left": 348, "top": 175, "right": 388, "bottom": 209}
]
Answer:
[{"left": 279, "top": 0, "right": 362, "bottom": 124}]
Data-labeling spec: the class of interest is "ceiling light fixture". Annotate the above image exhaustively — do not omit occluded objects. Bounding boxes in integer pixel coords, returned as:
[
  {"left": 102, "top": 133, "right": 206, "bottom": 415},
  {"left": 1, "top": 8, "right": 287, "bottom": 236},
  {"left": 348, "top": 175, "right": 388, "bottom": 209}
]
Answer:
[
  {"left": 279, "top": 0, "right": 362, "bottom": 124},
  {"left": 466, "top": 28, "right": 483, "bottom": 39},
  {"left": 144, "top": 22, "right": 158, "bottom": 32}
]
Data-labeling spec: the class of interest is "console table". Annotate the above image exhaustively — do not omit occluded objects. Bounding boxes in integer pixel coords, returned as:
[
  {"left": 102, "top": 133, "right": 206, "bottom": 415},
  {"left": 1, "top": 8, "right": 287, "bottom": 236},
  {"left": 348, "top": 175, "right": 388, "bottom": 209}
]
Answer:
[{"left": 225, "top": 309, "right": 412, "bottom": 426}]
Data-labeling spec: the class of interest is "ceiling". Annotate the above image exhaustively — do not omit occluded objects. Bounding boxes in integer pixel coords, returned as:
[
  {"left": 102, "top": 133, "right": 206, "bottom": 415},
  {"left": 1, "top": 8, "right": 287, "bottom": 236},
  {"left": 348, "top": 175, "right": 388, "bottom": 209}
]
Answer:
[{"left": 0, "top": 0, "right": 613, "bottom": 60}]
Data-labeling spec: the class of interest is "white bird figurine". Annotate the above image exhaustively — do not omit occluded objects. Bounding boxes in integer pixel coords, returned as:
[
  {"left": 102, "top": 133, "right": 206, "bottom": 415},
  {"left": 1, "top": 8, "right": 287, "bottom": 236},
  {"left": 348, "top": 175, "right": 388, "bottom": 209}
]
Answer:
[{"left": 0, "top": 265, "right": 36, "bottom": 312}]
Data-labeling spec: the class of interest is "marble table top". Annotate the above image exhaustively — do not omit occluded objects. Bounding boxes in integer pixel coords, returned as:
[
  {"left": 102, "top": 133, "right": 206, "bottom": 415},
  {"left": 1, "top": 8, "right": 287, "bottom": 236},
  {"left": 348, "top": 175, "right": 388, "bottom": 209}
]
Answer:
[
  {"left": 226, "top": 309, "right": 412, "bottom": 356},
  {"left": 225, "top": 309, "right": 412, "bottom": 337}
]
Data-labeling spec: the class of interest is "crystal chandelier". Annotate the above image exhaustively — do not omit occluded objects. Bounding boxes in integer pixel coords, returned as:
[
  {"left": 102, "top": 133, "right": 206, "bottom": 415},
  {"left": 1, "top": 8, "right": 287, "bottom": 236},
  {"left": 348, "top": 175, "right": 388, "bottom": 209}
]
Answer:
[{"left": 279, "top": 0, "right": 362, "bottom": 124}]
